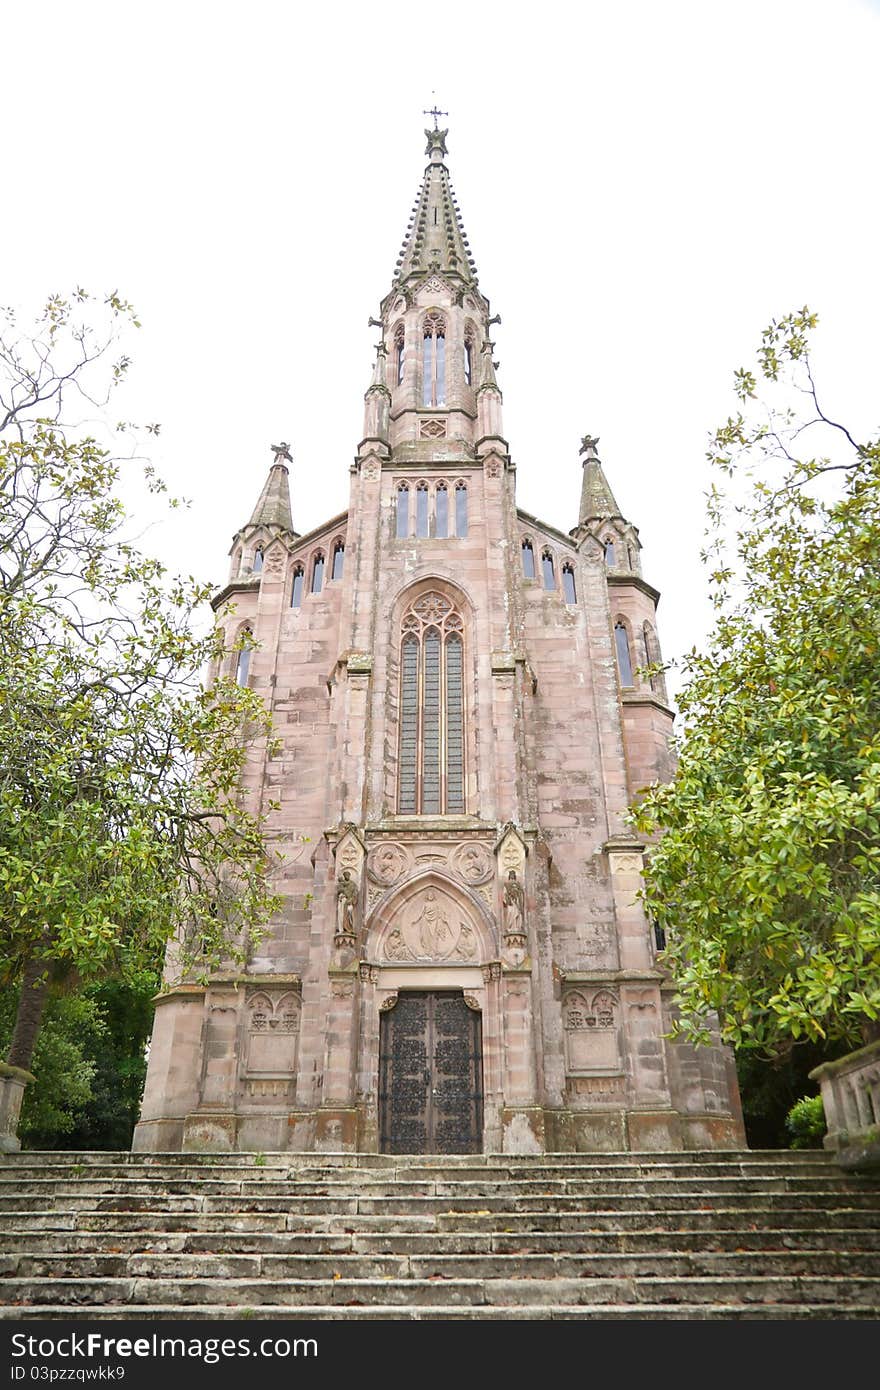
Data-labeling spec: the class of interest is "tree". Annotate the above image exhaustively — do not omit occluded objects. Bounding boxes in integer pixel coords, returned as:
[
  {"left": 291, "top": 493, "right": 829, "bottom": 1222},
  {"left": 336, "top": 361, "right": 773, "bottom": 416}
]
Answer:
[
  {"left": 0, "top": 291, "right": 281, "bottom": 1109},
  {"left": 633, "top": 309, "right": 880, "bottom": 1057}
]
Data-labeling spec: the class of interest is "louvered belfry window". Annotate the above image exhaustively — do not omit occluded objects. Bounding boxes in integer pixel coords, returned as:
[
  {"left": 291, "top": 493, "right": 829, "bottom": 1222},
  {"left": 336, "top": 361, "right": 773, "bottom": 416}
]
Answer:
[{"left": 397, "top": 591, "right": 466, "bottom": 815}]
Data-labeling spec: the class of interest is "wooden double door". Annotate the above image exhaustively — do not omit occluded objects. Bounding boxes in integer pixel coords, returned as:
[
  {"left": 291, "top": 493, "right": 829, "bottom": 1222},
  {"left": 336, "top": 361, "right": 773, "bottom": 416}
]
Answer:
[{"left": 379, "top": 991, "right": 483, "bottom": 1153}]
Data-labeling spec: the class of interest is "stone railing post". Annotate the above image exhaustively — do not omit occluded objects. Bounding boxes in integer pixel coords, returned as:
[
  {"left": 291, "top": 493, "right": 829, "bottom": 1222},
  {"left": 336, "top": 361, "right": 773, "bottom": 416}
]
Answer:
[
  {"left": 0, "top": 1065, "right": 35, "bottom": 1153},
  {"left": 810, "top": 1039, "right": 880, "bottom": 1171}
]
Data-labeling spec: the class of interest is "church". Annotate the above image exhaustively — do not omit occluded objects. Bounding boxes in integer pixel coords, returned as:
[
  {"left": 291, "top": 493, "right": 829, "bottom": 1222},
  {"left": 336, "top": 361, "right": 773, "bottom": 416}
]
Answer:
[{"left": 133, "top": 123, "right": 744, "bottom": 1157}]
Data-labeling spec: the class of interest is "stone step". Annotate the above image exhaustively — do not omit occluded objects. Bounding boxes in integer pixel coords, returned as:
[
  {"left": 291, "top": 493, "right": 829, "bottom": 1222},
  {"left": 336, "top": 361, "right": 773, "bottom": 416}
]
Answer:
[
  {"left": 4, "top": 1175, "right": 874, "bottom": 1200},
  {"left": 3, "top": 1190, "right": 877, "bottom": 1217},
  {"left": 3, "top": 1226, "right": 878, "bottom": 1256},
  {"left": 3, "top": 1273, "right": 880, "bottom": 1308},
  {"left": 3, "top": 1249, "right": 880, "bottom": 1281},
  {"left": 4, "top": 1204, "right": 877, "bottom": 1235},
  {"left": 0, "top": 1149, "right": 837, "bottom": 1168},
  {"left": 2, "top": 1301, "right": 879, "bottom": 1321},
  {"left": 0, "top": 1158, "right": 845, "bottom": 1183}
]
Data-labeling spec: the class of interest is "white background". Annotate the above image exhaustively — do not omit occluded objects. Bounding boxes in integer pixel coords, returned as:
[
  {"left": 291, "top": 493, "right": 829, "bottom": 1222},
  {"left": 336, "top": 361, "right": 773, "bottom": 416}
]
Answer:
[{"left": 4, "top": 0, "right": 878, "bottom": 702}]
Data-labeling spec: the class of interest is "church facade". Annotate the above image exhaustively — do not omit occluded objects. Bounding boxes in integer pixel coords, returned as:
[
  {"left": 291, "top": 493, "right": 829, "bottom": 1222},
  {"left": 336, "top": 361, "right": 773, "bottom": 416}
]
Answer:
[{"left": 133, "top": 126, "right": 744, "bottom": 1156}]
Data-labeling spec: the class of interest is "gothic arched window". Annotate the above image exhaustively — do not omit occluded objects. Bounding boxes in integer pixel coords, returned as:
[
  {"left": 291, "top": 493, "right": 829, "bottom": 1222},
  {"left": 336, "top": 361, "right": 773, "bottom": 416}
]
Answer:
[
  {"left": 604, "top": 538, "right": 616, "bottom": 566},
  {"left": 235, "top": 631, "right": 252, "bottom": 686},
  {"left": 252, "top": 547, "right": 264, "bottom": 574},
  {"left": 290, "top": 567, "right": 304, "bottom": 608},
  {"left": 422, "top": 312, "right": 446, "bottom": 407},
  {"left": 311, "top": 552, "right": 325, "bottom": 594},
  {"left": 233, "top": 547, "right": 242, "bottom": 575},
  {"left": 522, "top": 540, "right": 536, "bottom": 579},
  {"left": 331, "top": 541, "right": 344, "bottom": 581},
  {"left": 542, "top": 550, "right": 556, "bottom": 590},
  {"left": 394, "top": 322, "right": 405, "bottom": 387},
  {"left": 464, "top": 324, "right": 475, "bottom": 387},
  {"left": 455, "top": 482, "right": 468, "bottom": 537},
  {"left": 435, "top": 483, "right": 448, "bottom": 538},
  {"left": 397, "top": 591, "right": 466, "bottom": 815},
  {"left": 614, "top": 621, "right": 633, "bottom": 686},
  {"left": 416, "top": 483, "right": 429, "bottom": 538},
  {"left": 562, "top": 563, "right": 577, "bottom": 604},
  {"left": 644, "top": 621, "right": 663, "bottom": 695},
  {"left": 396, "top": 484, "right": 409, "bottom": 538}
]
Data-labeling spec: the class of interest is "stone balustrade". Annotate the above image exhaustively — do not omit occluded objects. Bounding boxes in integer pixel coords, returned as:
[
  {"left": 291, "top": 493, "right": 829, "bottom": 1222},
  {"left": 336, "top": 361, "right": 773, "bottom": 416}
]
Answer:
[{"left": 811, "top": 1039, "right": 880, "bottom": 1171}]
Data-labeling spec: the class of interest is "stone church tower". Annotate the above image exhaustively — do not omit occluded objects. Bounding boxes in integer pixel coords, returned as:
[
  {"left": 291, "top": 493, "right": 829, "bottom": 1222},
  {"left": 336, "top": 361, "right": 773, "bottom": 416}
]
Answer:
[{"left": 134, "top": 125, "right": 744, "bottom": 1156}]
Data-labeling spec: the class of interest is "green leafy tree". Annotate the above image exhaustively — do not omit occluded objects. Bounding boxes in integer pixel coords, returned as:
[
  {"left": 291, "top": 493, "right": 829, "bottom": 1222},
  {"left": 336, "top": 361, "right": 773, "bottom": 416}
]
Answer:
[
  {"left": 633, "top": 309, "right": 880, "bottom": 1056},
  {"left": 0, "top": 291, "right": 281, "bottom": 1117}
]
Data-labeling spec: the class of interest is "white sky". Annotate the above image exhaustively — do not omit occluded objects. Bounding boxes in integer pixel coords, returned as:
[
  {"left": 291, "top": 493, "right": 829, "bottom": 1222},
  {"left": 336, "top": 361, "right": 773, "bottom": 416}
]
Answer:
[{"left": 4, "top": 0, "right": 879, "bottom": 703}]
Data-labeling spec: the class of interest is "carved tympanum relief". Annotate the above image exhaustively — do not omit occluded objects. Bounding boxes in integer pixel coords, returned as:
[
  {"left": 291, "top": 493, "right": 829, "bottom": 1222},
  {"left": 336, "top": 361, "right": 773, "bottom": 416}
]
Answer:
[{"left": 379, "top": 885, "right": 479, "bottom": 963}]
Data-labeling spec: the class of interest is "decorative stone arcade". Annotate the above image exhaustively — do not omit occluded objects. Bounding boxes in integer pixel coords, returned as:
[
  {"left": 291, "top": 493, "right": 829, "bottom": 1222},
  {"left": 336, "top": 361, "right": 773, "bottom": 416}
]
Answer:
[{"left": 133, "top": 125, "right": 745, "bottom": 1156}]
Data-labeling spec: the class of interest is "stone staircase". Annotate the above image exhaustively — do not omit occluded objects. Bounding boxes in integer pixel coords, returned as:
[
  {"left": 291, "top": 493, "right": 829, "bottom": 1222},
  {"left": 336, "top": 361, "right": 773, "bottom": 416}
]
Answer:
[{"left": 1, "top": 1150, "right": 879, "bottom": 1319}]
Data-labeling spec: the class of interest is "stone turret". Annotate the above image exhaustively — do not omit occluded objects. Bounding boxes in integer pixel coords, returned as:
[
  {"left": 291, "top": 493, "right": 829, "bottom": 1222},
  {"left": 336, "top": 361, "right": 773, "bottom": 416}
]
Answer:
[{"left": 228, "top": 445, "right": 297, "bottom": 580}]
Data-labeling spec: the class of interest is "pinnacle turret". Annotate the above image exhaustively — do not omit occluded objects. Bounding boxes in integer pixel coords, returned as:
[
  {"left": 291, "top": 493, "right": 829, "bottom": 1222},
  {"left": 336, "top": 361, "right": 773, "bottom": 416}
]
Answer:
[
  {"left": 578, "top": 436, "right": 624, "bottom": 526},
  {"left": 248, "top": 453, "right": 294, "bottom": 533}
]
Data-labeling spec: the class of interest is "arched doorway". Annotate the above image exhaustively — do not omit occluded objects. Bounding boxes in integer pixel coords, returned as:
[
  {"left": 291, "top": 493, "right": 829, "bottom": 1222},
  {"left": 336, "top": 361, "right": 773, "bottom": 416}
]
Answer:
[
  {"left": 360, "top": 870, "right": 502, "bottom": 1154},
  {"left": 379, "top": 990, "right": 483, "bottom": 1153}
]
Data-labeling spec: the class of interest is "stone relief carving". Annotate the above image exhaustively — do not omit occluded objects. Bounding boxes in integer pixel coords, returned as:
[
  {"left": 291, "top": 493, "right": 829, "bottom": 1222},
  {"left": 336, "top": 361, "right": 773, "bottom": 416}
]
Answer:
[
  {"left": 484, "top": 457, "right": 502, "bottom": 478},
  {"left": 451, "top": 841, "right": 493, "bottom": 885},
  {"left": 379, "top": 993, "right": 398, "bottom": 1011},
  {"left": 563, "top": 987, "right": 621, "bottom": 1076},
  {"left": 380, "top": 886, "right": 478, "bottom": 963},
  {"left": 463, "top": 995, "right": 482, "bottom": 1011},
  {"left": 420, "top": 418, "right": 447, "bottom": 439},
  {"left": 496, "top": 825, "right": 526, "bottom": 879},
  {"left": 367, "top": 842, "right": 412, "bottom": 886},
  {"left": 610, "top": 853, "right": 643, "bottom": 874},
  {"left": 362, "top": 459, "right": 380, "bottom": 481},
  {"left": 482, "top": 962, "right": 502, "bottom": 983},
  {"left": 243, "top": 989, "right": 300, "bottom": 1084}
]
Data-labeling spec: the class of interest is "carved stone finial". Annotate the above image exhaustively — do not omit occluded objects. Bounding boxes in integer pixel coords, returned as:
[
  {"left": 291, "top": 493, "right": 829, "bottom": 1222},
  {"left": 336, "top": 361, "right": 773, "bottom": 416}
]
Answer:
[
  {"left": 424, "top": 126, "right": 449, "bottom": 156},
  {"left": 271, "top": 441, "right": 292, "bottom": 466},
  {"left": 579, "top": 435, "right": 600, "bottom": 459}
]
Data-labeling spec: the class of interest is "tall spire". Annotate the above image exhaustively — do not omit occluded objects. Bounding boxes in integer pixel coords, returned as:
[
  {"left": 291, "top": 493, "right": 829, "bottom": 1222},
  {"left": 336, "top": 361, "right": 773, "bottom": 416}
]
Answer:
[
  {"left": 389, "top": 124, "right": 479, "bottom": 290},
  {"left": 578, "top": 435, "right": 623, "bottom": 526},
  {"left": 247, "top": 444, "right": 295, "bottom": 532}
]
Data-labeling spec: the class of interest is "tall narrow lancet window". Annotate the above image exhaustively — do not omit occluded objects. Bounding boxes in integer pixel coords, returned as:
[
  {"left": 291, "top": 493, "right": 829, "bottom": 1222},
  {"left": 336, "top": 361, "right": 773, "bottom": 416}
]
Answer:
[
  {"left": 562, "top": 564, "right": 577, "bottom": 605},
  {"left": 311, "top": 553, "right": 325, "bottom": 594},
  {"left": 331, "top": 542, "right": 345, "bottom": 581},
  {"left": 522, "top": 540, "right": 536, "bottom": 579},
  {"left": 291, "top": 568, "right": 304, "bottom": 608},
  {"left": 435, "top": 483, "right": 448, "bottom": 538},
  {"left": 422, "top": 312, "right": 446, "bottom": 407},
  {"left": 455, "top": 483, "right": 468, "bottom": 537},
  {"left": 233, "top": 548, "right": 242, "bottom": 575},
  {"left": 604, "top": 539, "right": 616, "bottom": 566},
  {"left": 463, "top": 327, "right": 475, "bottom": 387},
  {"left": 252, "top": 548, "right": 264, "bottom": 574},
  {"left": 416, "top": 484, "right": 429, "bottom": 538},
  {"left": 644, "top": 622, "right": 661, "bottom": 693},
  {"left": 394, "top": 323, "right": 405, "bottom": 387},
  {"left": 615, "top": 622, "right": 634, "bottom": 686},
  {"left": 396, "top": 485, "right": 409, "bottom": 538},
  {"left": 397, "top": 591, "right": 467, "bottom": 815},
  {"left": 235, "top": 635, "right": 252, "bottom": 687},
  {"left": 542, "top": 550, "right": 556, "bottom": 590}
]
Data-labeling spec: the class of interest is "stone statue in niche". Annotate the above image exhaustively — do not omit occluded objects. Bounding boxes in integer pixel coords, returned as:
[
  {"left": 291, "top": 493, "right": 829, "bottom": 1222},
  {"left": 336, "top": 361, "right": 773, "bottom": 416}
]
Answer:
[
  {"left": 335, "top": 870, "right": 359, "bottom": 943},
  {"left": 501, "top": 870, "right": 528, "bottom": 969},
  {"left": 502, "top": 871, "right": 526, "bottom": 941}
]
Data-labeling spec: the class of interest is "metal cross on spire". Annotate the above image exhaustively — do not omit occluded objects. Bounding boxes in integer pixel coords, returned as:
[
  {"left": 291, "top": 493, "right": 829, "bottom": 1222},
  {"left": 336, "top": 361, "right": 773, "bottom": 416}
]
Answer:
[{"left": 423, "top": 100, "right": 448, "bottom": 130}]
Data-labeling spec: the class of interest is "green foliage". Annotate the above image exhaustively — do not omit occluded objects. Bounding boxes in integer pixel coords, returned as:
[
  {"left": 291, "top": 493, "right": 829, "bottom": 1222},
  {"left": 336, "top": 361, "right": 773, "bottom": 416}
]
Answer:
[
  {"left": 785, "top": 1094, "right": 826, "bottom": 1150},
  {"left": 633, "top": 309, "right": 880, "bottom": 1055},
  {"left": 0, "top": 990, "right": 100, "bottom": 1143},
  {"left": 0, "top": 973, "right": 159, "bottom": 1148},
  {"left": 0, "top": 292, "right": 282, "bottom": 1030}
]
